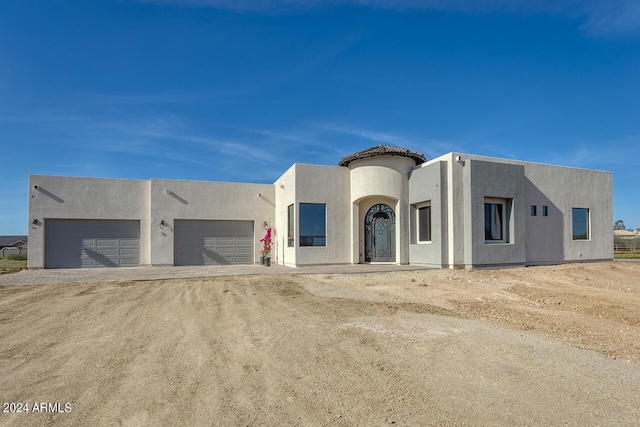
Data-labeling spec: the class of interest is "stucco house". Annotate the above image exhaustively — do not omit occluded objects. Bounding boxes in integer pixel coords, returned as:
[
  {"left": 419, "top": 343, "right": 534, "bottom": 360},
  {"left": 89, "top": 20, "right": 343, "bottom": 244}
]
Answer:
[{"left": 28, "top": 146, "right": 613, "bottom": 269}]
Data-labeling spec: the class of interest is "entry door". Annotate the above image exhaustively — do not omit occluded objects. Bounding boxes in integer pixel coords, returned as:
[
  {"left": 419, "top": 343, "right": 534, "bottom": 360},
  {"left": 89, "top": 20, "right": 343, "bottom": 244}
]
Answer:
[
  {"left": 372, "top": 217, "right": 392, "bottom": 262},
  {"left": 364, "top": 203, "right": 396, "bottom": 263}
]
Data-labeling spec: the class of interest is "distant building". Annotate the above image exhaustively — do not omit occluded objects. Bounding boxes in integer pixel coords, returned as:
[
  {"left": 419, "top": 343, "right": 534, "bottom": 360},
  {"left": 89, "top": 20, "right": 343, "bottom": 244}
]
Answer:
[
  {"left": 0, "top": 236, "right": 28, "bottom": 258},
  {"left": 29, "top": 146, "right": 613, "bottom": 269},
  {"left": 0, "top": 236, "right": 28, "bottom": 249},
  {"left": 614, "top": 230, "right": 638, "bottom": 240}
]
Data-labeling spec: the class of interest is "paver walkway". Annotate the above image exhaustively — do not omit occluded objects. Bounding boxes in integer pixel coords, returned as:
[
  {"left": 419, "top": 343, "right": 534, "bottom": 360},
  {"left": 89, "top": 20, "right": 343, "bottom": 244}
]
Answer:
[{"left": 0, "top": 264, "right": 433, "bottom": 286}]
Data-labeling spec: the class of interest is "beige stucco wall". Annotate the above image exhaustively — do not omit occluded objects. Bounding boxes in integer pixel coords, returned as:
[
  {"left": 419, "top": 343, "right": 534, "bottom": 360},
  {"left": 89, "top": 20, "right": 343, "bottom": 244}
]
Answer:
[
  {"left": 293, "top": 164, "right": 351, "bottom": 266},
  {"left": 149, "top": 179, "right": 274, "bottom": 265},
  {"left": 408, "top": 160, "right": 448, "bottom": 267},
  {"left": 522, "top": 163, "right": 613, "bottom": 264},
  {"left": 463, "top": 159, "right": 526, "bottom": 268},
  {"left": 274, "top": 165, "right": 297, "bottom": 267},
  {"left": 421, "top": 153, "right": 613, "bottom": 268},
  {"left": 28, "top": 175, "right": 151, "bottom": 268},
  {"left": 350, "top": 156, "right": 415, "bottom": 264}
]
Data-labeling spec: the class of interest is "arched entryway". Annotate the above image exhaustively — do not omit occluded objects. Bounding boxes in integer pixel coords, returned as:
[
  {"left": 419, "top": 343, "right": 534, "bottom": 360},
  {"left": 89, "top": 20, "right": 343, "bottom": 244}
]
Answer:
[{"left": 364, "top": 204, "right": 396, "bottom": 262}]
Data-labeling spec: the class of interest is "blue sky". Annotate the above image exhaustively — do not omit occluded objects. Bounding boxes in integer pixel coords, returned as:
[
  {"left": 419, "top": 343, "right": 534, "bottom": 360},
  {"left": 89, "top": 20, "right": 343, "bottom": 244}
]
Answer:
[{"left": 1, "top": 0, "right": 639, "bottom": 234}]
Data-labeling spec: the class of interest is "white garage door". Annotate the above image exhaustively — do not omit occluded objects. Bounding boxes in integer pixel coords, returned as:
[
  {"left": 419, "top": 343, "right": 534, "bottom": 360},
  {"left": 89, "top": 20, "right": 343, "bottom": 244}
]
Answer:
[
  {"left": 45, "top": 219, "right": 140, "bottom": 269},
  {"left": 174, "top": 220, "right": 254, "bottom": 265}
]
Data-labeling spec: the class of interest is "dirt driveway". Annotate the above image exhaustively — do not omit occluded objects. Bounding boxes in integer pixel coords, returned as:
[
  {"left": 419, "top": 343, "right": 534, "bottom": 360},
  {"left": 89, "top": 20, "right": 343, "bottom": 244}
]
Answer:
[{"left": 1, "top": 262, "right": 639, "bottom": 426}]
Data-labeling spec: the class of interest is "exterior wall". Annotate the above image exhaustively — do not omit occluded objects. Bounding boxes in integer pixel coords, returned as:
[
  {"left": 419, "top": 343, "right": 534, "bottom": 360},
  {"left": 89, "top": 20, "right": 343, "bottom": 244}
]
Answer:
[
  {"left": 408, "top": 160, "right": 448, "bottom": 267},
  {"left": 274, "top": 165, "right": 296, "bottom": 267},
  {"left": 28, "top": 175, "right": 150, "bottom": 268},
  {"left": 522, "top": 163, "right": 613, "bottom": 264},
  {"left": 350, "top": 156, "right": 415, "bottom": 264},
  {"left": 149, "top": 179, "right": 274, "bottom": 266},
  {"left": 445, "top": 153, "right": 613, "bottom": 267},
  {"left": 463, "top": 160, "right": 526, "bottom": 268},
  {"left": 294, "top": 164, "right": 351, "bottom": 266}
]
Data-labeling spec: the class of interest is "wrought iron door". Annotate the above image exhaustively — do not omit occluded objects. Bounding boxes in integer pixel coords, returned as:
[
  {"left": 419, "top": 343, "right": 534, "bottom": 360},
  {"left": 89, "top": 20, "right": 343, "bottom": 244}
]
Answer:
[{"left": 364, "top": 204, "right": 395, "bottom": 262}]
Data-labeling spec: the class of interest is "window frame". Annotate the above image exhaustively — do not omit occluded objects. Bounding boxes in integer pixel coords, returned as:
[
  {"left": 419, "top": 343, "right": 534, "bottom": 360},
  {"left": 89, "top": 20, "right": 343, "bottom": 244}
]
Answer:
[
  {"left": 530, "top": 205, "right": 537, "bottom": 216},
  {"left": 299, "top": 203, "right": 327, "bottom": 247},
  {"left": 542, "top": 206, "right": 548, "bottom": 217},
  {"left": 416, "top": 202, "right": 432, "bottom": 243},
  {"left": 287, "top": 204, "right": 295, "bottom": 247},
  {"left": 484, "top": 198, "right": 507, "bottom": 244},
  {"left": 572, "top": 207, "right": 590, "bottom": 241}
]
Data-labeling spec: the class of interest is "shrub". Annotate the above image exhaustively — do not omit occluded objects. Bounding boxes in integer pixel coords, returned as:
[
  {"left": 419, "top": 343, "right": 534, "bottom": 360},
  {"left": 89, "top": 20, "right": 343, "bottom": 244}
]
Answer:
[{"left": 6, "top": 254, "right": 27, "bottom": 261}]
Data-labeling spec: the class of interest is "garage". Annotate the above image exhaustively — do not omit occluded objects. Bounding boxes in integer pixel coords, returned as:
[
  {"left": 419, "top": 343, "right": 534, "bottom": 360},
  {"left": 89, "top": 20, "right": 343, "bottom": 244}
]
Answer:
[
  {"left": 45, "top": 219, "right": 140, "bottom": 268},
  {"left": 174, "top": 220, "right": 254, "bottom": 265}
]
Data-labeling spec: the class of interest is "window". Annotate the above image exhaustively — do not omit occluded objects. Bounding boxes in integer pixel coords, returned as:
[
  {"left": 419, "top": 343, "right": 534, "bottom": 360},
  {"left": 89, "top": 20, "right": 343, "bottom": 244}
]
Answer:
[
  {"left": 299, "top": 203, "right": 326, "bottom": 246},
  {"left": 418, "top": 205, "right": 432, "bottom": 242},
  {"left": 542, "top": 206, "right": 548, "bottom": 217},
  {"left": 484, "top": 198, "right": 508, "bottom": 243},
  {"left": 531, "top": 205, "right": 537, "bottom": 216},
  {"left": 287, "top": 204, "right": 294, "bottom": 247},
  {"left": 572, "top": 208, "right": 590, "bottom": 240}
]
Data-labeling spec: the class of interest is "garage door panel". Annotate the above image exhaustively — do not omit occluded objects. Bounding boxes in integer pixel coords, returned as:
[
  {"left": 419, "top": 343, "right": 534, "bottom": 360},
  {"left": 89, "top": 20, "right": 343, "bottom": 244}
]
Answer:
[
  {"left": 175, "top": 220, "right": 254, "bottom": 265},
  {"left": 119, "top": 248, "right": 139, "bottom": 255},
  {"left": 96, "top": 239, "right": 118, "bottom": 247},
  {"left": 215, "top": 238, "right": 234, "bottom": 246},
  {"left": 119, "top": 239, "right": 139, "bottom": 246},
  {"left": 96, "top": 248, "right": 118, "bottom": 256},
  {"left": 46, "top": 219, "right": 140, "bottom": 269}
]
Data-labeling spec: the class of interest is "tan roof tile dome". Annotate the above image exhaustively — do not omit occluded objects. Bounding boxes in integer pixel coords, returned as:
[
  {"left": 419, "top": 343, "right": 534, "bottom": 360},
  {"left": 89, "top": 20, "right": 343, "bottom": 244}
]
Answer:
[{"left": 338, "top": 145, "right": 426, "bottom": 167}]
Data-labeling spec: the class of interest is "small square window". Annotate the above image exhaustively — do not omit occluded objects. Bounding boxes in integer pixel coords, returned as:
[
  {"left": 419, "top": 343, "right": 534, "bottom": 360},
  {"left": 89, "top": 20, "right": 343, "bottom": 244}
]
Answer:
[
  {"left": 542, "top": 206, "right": 548, "bottom": 217},
  {"left": 531, "top": 205, "right": 537, "bottom": 216}
]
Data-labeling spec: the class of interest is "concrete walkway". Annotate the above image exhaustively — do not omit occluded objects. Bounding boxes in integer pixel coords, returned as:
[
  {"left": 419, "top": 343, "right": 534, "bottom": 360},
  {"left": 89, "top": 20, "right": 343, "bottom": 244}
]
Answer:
[{"left": 0, "top": 264, "right": 434, "bottom": 286}]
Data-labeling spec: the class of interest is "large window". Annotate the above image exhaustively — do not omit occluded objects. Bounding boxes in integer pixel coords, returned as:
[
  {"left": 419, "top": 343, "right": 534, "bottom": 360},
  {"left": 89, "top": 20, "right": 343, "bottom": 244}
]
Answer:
[
  {"left": 484, "top": 198, "right": 507, "bottom": 243},
  {"left": 287, "top": 204, "right": 294, "bottom": 247},
  {"left": 572, "top": 208, "right": 590, "bottom": 240},
  {"left": 299, "top": 203, "right": 326, "bottom": 246},
  {"left": 418, "top": 204, "right": 432, "bottom": 243}
]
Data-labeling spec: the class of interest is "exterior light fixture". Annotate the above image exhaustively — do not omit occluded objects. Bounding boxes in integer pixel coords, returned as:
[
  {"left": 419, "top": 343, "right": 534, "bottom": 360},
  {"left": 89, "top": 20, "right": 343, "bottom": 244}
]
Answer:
[
  {"left": 257, "top": 193, "right": 262, "bottom": 197},
  {"left": 263, "top": 221, "right": 268, "bottom": 229},
  {"left": 32, "top": 219, "right": 38, "bottom": 229},
  {"left": 165, "top": 189, "right": 171, "bottom": 194},
  {"left": 160, "top": 220, "right": 167, "bottom": 229}
]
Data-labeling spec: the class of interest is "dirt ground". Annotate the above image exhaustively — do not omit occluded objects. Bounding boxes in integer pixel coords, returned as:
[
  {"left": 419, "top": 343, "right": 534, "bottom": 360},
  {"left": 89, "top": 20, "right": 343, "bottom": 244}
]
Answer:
[{"left": 1, "top": 262, "right": 639, "bottom": 426}]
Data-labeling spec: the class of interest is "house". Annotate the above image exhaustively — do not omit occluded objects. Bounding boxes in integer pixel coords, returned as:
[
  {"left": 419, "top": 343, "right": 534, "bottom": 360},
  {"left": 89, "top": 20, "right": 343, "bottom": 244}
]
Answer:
[
  {"left": 28, "top": 146, "right": 613, "bottom": 269},
  {"left": 0, "top": 236, "right": 28, "bottom": 249},
  {"left": 0, "top": 235, "right": 28, "bottom": 258}
]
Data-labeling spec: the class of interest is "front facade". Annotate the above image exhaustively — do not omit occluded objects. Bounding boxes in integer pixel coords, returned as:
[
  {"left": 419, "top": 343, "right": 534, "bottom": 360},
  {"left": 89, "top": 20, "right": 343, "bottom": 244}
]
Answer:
[{"left": 28, "top": 146, "right": 613, "bottom": 269}]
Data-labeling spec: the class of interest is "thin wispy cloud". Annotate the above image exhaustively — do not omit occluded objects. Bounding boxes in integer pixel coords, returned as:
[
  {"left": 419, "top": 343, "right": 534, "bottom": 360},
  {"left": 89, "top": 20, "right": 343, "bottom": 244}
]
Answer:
[{"left": 139, "top": 0, "right": 640, "bottom": 37}]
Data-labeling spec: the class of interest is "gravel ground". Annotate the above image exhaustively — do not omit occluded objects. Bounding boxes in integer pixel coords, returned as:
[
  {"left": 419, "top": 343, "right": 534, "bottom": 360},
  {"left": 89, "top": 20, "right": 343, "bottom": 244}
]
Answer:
[{"left": 1, "top": 262, "right": 638, "bottom": 426}]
